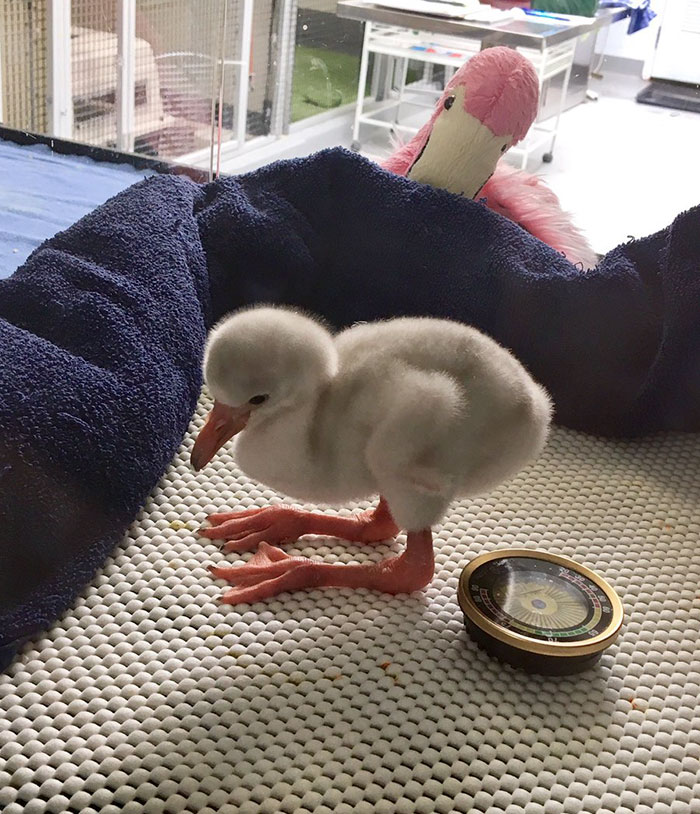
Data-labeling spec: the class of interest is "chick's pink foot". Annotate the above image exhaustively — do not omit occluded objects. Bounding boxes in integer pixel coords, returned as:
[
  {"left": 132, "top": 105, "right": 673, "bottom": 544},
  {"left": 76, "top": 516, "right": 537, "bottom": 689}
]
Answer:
[
  {"left": 210, "top": 530, "right": 435, "bottom": 605},
  {"left": 200, "top": 497, "right": 399, "bottom": 553}
]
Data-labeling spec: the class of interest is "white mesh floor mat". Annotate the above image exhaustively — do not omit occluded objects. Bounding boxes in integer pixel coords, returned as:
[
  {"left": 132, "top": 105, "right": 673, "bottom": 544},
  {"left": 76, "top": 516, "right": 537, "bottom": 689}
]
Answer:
[{"left": 2, "top": 393, "right": 700, "bottom": 814}]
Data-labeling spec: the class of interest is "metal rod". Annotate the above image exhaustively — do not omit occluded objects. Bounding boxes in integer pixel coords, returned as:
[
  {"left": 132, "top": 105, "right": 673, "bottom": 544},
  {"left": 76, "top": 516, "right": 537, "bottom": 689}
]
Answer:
[
  {"left": 236, "top": 0, "right": 254, "bottom": 153},
  {"left": 47, "top": 0, "right": 73, "bottom": 138},
  {"left": 393, "top": 56, "right": 409, "bottom": 125},
  {"left": 209, "top": 0, "right": 227, "bottom": 180},
  {"left": 0, "top": 30, "right": 3, "bottom": 123},
  {"left": 270, "top": 0, "right": 298, "bottom": 137},
  {"left": 28, "top": 0, "right": 37, "bottom": 130},
  {"left": 116, "top": 0, "right": 136, "bottom": 153},
  {"left": 352, "top": 21, "right": 373, "bottom": 147},
  {"left": 215, "top": 0, "right": 229, "bottom": 178}
]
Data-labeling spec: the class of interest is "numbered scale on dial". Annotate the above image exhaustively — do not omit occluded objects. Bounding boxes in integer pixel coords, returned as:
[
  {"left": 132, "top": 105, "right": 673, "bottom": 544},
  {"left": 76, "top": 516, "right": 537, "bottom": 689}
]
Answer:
[{"left": 458, "top": 550, "right": 624, "bottom": 675}]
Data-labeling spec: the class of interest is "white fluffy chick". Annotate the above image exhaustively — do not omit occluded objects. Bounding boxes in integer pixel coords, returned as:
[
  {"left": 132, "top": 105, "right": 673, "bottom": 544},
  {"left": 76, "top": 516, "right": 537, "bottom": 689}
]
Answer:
[{"left": 191, "top": 306, "right": 552, "bottom": 604}]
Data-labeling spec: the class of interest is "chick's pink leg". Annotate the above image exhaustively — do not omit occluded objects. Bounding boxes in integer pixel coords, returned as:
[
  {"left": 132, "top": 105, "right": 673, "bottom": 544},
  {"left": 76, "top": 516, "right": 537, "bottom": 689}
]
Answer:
[
  {"left": 210, "top": 529, "right": 435, "bottom": 605},
  {"left": 201, "top": 496, "right": 399, "bottom": 553}
]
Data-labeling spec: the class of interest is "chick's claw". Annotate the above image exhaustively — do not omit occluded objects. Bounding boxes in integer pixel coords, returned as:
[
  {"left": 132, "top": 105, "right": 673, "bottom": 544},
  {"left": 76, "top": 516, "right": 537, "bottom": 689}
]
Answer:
[
  {"left": 199, "top": 499, "right": 399, "bottom": 553},
  {"left": 208, "top": 531, "right": 435, "bottom": 604},
  {"left": 210, "top": 542, "right": 320, "bottom": 604},
  {"left": 207, "top": 506, "right": 268, "bottom": 526},
  {"left": 200, "top": 505, "right": 307, "bottom": 552}
]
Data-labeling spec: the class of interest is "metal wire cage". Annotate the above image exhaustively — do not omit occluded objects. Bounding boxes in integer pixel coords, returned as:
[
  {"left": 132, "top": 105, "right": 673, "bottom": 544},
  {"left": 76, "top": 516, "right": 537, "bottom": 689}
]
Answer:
[{"left": 0, "top": 0, "right": 273, "bottom": 173}]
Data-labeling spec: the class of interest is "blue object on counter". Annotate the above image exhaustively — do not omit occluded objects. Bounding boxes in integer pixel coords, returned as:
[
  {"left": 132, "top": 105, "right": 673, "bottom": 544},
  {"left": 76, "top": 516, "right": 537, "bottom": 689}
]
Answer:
[
  {"left": 523, "top": 8, "right": 570, "bottom": 22},
  {"left": 599, "top": 0, "right": 656, "bottom": 34}
]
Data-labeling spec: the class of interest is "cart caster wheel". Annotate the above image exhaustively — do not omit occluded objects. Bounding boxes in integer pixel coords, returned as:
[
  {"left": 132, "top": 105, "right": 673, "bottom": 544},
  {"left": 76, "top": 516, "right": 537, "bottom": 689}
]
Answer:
[
  {"left": 542, "top": 152, "right": 553, "bottom": 163},
  {"left": 351, "top": 141, "right": 361, "bottom": 152}
]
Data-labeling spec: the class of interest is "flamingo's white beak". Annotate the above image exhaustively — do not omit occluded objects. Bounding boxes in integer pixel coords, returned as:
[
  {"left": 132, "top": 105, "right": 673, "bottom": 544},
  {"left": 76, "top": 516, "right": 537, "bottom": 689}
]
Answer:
[
  {"left": 191, "top": 400, "right": 251, "bottom": 471},
  {"left": 408, "top": 85, "right": 512, "bottom": 199}
]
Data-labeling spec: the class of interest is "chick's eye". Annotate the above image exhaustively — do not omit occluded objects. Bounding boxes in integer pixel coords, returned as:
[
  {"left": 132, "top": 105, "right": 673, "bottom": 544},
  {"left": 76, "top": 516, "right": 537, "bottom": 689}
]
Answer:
[
  {"left": 501, "top": 144, "right": 508, "bottom": 153},
  {"left": 248, "top": 394, "right": 268, "bottom": 405},
  {"left": 443, "top": 95, "right": 455, "bottom": 110}
]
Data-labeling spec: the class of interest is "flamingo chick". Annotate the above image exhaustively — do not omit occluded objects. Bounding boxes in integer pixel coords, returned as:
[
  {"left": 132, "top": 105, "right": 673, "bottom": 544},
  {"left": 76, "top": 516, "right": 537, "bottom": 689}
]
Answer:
[{"left": 191, "top": 307, "right": 552, "bottom": 605}]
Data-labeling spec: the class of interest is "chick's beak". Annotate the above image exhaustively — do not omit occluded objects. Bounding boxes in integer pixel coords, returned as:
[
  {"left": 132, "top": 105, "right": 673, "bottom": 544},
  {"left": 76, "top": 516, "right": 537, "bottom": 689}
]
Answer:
[{"left": 191, "top": 400, "right": 250, "bottom": 471}]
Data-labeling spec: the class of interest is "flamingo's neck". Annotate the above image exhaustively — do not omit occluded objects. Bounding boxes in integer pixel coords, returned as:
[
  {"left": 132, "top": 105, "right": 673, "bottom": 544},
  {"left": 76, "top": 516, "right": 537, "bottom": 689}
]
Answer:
[
  {"left": 406, "top": 86, "right": 512, "bottom": 199},
  {"left": 235, "top": 396, "right": 323, "bottom": 496}
]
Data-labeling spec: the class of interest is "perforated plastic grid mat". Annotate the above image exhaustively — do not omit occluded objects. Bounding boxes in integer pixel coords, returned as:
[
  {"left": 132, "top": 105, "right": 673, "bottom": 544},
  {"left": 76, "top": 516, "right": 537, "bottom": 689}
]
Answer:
[{"left": 2, "top": 393, "right": 700, "bottom": 814}]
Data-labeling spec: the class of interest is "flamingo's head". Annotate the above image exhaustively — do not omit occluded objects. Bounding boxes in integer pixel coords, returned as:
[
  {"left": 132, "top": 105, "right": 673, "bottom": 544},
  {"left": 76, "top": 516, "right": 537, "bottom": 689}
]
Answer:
[
  {"left": 407, "top": 46, "right": 540, "bottom": 198},
  {"left": 191, "top": 307, "right": 337, "bottom": 471}
]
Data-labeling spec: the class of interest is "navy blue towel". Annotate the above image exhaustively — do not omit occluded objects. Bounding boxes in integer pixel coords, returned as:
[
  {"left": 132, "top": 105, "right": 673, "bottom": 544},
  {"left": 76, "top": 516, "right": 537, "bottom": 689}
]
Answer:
[{"left": 1, "top": 147, "right": 699, "bottom": 669}]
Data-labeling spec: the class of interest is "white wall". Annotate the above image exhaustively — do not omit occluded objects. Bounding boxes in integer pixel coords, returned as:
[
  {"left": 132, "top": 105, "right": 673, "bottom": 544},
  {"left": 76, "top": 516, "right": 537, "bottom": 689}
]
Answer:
[{"left": 594, "top": 0, "right": 666, "bottom": 64}]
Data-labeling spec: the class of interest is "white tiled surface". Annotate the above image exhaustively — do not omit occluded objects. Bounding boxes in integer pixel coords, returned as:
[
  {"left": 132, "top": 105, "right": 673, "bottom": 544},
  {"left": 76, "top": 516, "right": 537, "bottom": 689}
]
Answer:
[{"left": 1, "top": 393, "right": 699, "bottom": 813}]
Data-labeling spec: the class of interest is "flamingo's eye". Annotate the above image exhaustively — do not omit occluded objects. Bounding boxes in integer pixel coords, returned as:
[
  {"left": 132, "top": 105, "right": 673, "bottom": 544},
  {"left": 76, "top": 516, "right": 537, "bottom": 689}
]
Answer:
[{"left": 443, "top": 95, "right": 455, "bottom": 110}]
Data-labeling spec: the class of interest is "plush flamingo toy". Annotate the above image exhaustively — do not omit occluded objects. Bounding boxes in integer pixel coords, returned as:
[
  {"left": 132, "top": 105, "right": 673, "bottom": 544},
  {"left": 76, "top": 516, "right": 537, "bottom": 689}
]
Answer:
[{"left": 383, "top": 46, "right": 597, "bottom": 269}]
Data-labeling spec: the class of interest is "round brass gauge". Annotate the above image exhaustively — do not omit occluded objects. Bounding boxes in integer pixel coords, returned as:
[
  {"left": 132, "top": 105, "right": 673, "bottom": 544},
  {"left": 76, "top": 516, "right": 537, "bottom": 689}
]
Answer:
[{"left": 458, "top": 549, "right": 623, "bottom": 675}]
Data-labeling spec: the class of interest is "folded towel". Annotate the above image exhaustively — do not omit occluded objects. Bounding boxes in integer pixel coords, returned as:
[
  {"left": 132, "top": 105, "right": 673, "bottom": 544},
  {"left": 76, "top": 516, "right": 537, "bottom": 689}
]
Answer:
[
  {"left": 0, "top": 174, "right": 209, "bottom": 667},
  {"left": 1, "top": 147, "right": 698, "bottom": 669}
]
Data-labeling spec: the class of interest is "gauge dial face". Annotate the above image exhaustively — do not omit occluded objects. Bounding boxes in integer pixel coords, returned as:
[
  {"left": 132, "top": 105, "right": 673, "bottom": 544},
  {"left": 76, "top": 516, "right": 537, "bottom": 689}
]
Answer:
[{"left": 467, "top": 556, "right": 615, "bottom": 643}]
